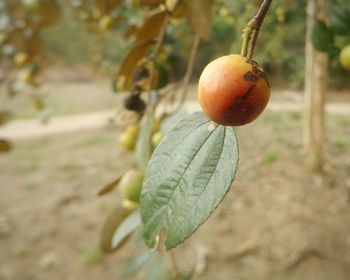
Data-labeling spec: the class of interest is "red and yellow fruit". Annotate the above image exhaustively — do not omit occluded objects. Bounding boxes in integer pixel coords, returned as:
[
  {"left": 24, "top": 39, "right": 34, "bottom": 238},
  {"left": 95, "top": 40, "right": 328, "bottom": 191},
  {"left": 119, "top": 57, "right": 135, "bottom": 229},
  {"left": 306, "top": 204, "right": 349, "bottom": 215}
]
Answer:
[{"left": 198, "top": 54, "right": 270, "bottom": 126}]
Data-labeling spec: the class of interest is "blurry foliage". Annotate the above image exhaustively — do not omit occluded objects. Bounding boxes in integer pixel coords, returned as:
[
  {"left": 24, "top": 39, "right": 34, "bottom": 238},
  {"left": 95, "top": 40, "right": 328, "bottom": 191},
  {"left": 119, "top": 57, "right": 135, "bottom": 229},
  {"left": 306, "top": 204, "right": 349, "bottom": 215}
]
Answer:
[{"left": 39, "top": 0, "right": 350, "bottom": 89}]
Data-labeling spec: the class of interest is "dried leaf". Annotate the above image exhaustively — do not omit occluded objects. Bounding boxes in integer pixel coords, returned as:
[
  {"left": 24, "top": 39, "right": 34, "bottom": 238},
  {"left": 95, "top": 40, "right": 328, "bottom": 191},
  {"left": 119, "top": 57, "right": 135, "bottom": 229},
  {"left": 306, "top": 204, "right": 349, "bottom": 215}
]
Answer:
[
  {"left": 134, "top": 11, "right": 167, "bottom": 46},
  {"left": 0, "top": 139, "right": 12, "bottom": 153},
  {"left": 97, "top": 176, "right": 122, "bottom": 196},
  {"left": 123, "top": 25, "right": 138, "bottom": 39},
  {"left": 118, "top": 42, "right": 151, "bottom": 88},
  {"left": 140, "top": 0, "right": 164, "bottom": 7},
  {"left": 184, "top": 0, "right": 213, "bottom": 40},
  {"left": 100, "top": 206, "right": 133, "bottom": 253},
  {"left": 0, "top": 110, "right": 11, "bottom": 126}
]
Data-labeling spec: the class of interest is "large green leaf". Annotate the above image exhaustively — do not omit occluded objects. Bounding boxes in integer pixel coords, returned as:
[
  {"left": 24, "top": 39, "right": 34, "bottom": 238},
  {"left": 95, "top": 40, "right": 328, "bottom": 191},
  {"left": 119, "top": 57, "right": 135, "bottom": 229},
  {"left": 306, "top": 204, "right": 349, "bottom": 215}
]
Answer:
[
  {"left": 312, "top": 19, "right": 335, "bottom": 53},
  {"left": 140, "top": 112, "right": 239, "bottom": 249}
]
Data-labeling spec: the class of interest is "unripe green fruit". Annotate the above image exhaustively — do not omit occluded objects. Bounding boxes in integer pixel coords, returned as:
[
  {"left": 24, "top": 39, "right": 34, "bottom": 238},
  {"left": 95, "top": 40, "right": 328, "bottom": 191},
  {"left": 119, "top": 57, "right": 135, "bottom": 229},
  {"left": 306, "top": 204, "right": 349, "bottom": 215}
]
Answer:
[
  {"left": 23, "top": 0, "right": 40, "bottom": 12},
  {"left": 340, "top": 45, "right": 350, "bottom": 70},
  {"left": 122, "top": 199, "right": 139, "bottom": 210},
  {"left": 13, "top": 52, "right": 28, "bottom": 67},
  {"left": 118, "top": 124, "right": 139, "bottom": 151},
  {"left": 119, "top": 169, "right": 144, "bottom": 202},
  {"left": 99, "top": 15, "right": 113, "bottom": 31},
  {"left": 152, "top": 131, "right": 163, "bottom": 147}
]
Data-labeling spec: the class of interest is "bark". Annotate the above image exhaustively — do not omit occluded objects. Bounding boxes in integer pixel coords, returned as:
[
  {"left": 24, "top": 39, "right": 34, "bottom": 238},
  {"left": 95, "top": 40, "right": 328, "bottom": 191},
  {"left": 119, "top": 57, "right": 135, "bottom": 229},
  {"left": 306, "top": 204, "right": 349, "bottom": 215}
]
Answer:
[{"left": 304, "top": 0, "right": 328, "bottom": 173}]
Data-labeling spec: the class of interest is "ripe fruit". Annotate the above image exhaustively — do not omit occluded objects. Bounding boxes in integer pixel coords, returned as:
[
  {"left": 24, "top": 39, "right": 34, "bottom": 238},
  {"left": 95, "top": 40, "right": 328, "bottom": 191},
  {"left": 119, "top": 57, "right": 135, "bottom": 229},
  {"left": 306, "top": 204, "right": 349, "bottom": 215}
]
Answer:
[
  {"left": 118, "top": 124, "right": 139, "bottom": 151},
  {"left": 198, "top": 54, "right": 270, "bottom": 126},
  {"left": 119, "top": 168, "right": 144, "bottom": 202},
  {"left": 339, "top": 45, "right": 350, "bottom": 70}
]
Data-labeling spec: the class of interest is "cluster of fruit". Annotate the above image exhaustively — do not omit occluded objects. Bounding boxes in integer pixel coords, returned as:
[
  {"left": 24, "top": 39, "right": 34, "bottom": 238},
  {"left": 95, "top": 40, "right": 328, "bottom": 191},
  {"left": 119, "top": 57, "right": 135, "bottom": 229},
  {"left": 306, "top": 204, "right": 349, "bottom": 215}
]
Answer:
[{"left": 0, "top": 0, "right": 60, "bottom": 106}]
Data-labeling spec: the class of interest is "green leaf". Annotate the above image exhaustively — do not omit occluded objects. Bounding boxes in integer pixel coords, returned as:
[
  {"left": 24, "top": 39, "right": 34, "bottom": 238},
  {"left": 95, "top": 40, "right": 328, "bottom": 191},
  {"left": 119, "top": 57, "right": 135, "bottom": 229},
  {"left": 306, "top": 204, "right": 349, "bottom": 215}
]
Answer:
[
  {"left": 99, "top": 206, "right": 133, "bottom": 253},
  {"left": 123, "top": 251, "right": 154, "bottom": 278},
  {"left": 330, "top": 4, "right": 350, "bottom": 36},
  {"left": 140, "top": 112, "right": 239, "bottom": 250},
  {"left": 145, "top": 253, "right": 166, "bottom": 280},
  {"left": 312, "top": 19, "right": 335, "bottom": 53},
  {"left": 160, "top": 107, "right": 188, "bottom": 133},
  {"left": 112, "top": 210, "right": 141, "bottom": 249}
]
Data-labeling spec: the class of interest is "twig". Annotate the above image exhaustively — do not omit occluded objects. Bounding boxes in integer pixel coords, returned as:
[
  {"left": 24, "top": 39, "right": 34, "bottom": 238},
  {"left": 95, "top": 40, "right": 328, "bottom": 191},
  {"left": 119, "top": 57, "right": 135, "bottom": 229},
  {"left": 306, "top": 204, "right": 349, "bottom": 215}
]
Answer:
[
  {"left": 178, "top": 35, "right": 201, "bottom": 105},
  {"left": 147, "top": 12, "right": 170, "bottom": 96},
  {"left": 169, "top": 250, "right": 181, "bottom": 280},
  {"left": 241, "top": 0, "right": 273, "bottom": 58}
]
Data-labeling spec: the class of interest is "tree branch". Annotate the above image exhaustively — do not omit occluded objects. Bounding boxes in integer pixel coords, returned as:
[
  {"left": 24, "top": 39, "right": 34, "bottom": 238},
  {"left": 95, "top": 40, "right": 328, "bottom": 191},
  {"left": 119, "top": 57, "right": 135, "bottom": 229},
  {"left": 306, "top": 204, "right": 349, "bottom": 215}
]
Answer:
[
  {"left": 241, "top": 0, "right": 273, "bottom": 58},
  {"left": 178, "top": 35, "right": 201, "bottom": 104}
]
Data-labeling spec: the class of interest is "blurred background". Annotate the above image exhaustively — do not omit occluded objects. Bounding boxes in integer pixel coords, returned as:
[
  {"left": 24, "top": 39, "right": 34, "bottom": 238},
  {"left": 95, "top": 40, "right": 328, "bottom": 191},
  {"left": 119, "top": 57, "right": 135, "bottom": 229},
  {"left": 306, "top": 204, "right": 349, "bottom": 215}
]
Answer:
[{"left": 0, "top": 0, "right": 350, "bottom": 279}]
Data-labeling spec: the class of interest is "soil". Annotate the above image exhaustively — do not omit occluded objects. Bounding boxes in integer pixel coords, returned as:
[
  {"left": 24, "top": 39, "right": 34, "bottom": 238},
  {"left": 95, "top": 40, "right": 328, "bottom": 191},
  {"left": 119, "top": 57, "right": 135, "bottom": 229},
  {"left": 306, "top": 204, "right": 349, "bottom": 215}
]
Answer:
[{"left": 0, "top": 70, "right": 350, "bottom": 280}]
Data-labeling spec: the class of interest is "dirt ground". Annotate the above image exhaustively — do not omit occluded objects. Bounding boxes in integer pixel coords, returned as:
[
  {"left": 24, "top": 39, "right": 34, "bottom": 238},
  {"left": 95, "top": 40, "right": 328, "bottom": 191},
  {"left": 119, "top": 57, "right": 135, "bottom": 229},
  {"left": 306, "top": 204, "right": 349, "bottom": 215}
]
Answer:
[{"left": 0, "top": 70, "right": 350, "bottom": 280}]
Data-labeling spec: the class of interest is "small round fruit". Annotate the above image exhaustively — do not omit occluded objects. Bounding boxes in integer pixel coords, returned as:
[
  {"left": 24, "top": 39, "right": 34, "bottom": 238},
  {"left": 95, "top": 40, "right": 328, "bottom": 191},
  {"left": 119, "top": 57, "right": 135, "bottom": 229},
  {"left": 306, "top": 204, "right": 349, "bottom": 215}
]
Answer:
[
  {"left": 118, "top": 124, "right": 139, "bottom": 151},
  {"left": 13, "top": 52, "right": 28, "bottom": 67},
  {"left": 152, "top": 131, "right": 163, "bottom": 147},
  {"left": 99, "top": 15, "right": 113, "bottom": 31},
  {"left": 22, "top": 0, "right": 40, "bottom": 12},
  {"left": 339, "top": 45, "right": 350, "bottom": 70},
  {"left": 198, "top": 54, "right": 270, "bottom": 126},
  {"left": 152, "top": 118, "right": 161, "bottom": 133},
  {"left": 119, "top": 168, "right": 144, "bottom": 202},
  {"left": 122, "top": 199, "right": 139, "bottom": 210}
]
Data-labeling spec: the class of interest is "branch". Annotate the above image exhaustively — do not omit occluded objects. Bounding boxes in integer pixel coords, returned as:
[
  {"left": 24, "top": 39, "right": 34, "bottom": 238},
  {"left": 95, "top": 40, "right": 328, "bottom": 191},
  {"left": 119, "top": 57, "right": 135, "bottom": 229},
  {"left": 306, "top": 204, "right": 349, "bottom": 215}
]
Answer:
[
  {"left": 241, "top": 0, "right": 273, "bottom": 58},
  {"left": 178, "top": 35, "right": 201, "bottom": 104},
  {"left": 147, "top": 12, "right": 170, "bottom": 95},
  {"left": 169, "top": 250, "right": 181, "bottom": 280}
]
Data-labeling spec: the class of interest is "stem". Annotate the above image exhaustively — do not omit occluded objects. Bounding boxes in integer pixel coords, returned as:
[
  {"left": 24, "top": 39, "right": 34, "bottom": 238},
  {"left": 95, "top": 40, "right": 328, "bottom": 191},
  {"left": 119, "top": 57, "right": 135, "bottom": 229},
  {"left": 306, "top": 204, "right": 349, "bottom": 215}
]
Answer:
[
  {"left": 178, "top": 35, "right": 200, "bottom": 105},
  {"left": 241, "top": 0, "right": 273, "bottom": 58},
  {"left": 147, "top": 13, "right": 170, "bottom": 93},
  {"left": 169, "top": 250, "right": 181, "bottom": 280}
]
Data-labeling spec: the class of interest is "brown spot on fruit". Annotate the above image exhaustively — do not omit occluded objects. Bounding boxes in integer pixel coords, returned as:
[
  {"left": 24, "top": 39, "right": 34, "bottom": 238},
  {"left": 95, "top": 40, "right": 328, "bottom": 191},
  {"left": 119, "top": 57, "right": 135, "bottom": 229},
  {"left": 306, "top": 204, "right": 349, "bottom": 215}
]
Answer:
[{"left": 243, "top": 71, "right": 258, "bottom": 82}]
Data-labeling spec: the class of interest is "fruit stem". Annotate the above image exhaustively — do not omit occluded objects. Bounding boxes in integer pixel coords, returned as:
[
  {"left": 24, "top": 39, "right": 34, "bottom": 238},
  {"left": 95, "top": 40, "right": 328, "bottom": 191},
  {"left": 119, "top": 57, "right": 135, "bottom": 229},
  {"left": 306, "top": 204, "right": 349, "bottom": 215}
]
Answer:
[{"left": 241, "top": 0, "right": 273, "bottom": 58}]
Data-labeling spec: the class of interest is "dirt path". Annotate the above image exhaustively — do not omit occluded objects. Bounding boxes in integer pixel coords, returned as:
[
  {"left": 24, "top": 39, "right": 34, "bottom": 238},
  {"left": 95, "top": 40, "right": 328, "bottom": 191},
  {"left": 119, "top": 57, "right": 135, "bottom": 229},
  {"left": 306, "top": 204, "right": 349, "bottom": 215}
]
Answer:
[{"left": 1, "top": 101, "right": 349, "bottom": 140}]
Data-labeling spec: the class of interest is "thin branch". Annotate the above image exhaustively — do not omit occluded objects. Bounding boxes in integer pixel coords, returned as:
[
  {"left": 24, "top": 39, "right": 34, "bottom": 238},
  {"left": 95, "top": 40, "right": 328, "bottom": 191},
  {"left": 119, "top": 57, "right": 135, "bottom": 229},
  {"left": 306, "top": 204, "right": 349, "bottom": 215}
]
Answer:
[
  {"left": 178, "top": 35, "right": 201, "bottom": 105},
  {"left": 247, "top": 0, "right": 273, "bottom": 59},
  {"left": 169, "top": 250, "right": 181, "bottom": 280},
  {"left": 147, "top": 12, "right": 170, "bottom": 94},
  {"left": 241, "top": 0, "right": 273, "bottom": 58}
]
